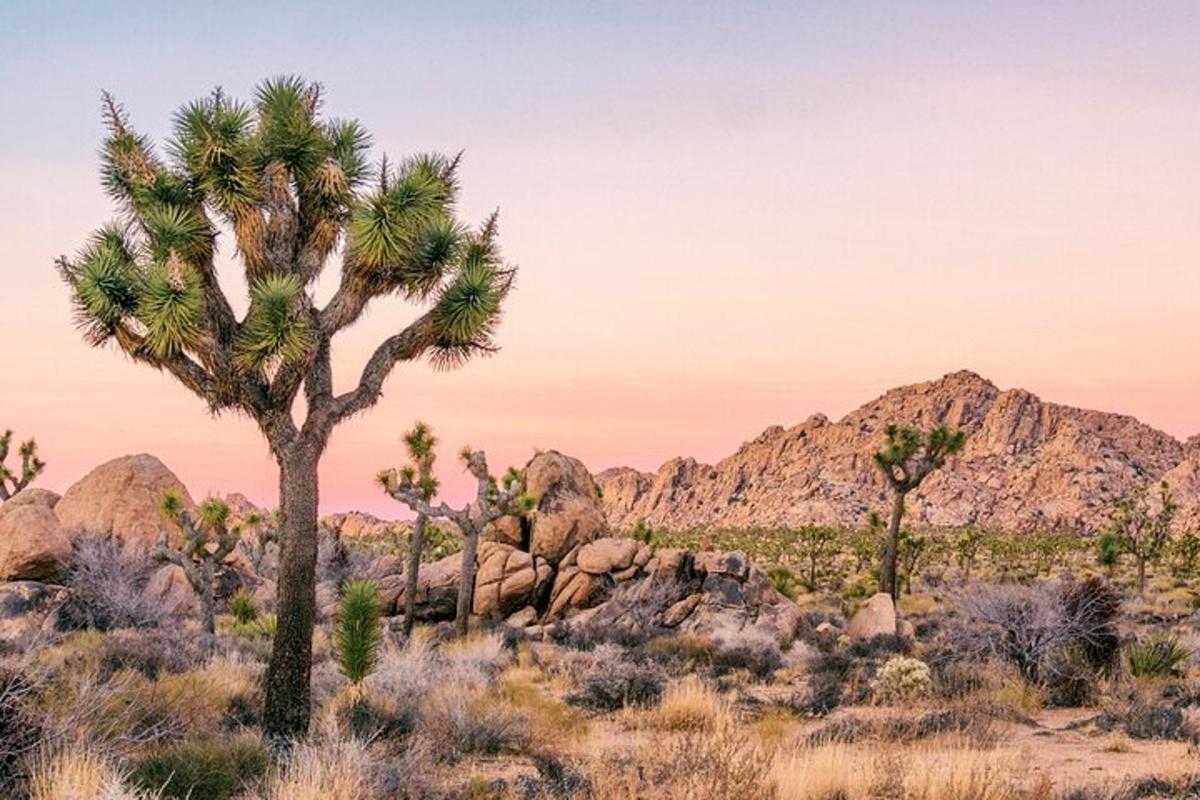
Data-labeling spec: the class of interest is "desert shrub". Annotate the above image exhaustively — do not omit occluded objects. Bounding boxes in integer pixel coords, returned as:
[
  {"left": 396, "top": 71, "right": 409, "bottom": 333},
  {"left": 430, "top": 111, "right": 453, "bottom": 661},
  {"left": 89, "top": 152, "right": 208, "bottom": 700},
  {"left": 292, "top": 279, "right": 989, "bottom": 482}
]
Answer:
[
  {"left": 128, "top": 735, "right": 267, "bottom": 799},
  {"left": 568, "top": 650, "right": 665, "bottom": 711},
  {"left": 442, "top": 632, "right": 512, "bottom": 685},
  {"left": 794, "top": 651, "right": 851, "bottom": 716},
  {"left": 0, "top": 668, "right": 41, "bottom": 789},
  {"left": 872, "top": 655, "right": 933, "bottom": 703},
  {"left": 953, "top": 577, "right": 1120, "bottom": 699},
  {"left": 515, "top": 753, "right": 591, "bottom": 799},
  {"left": 227, "top": 590, "right": 258, "bottom": 624},
  {"left": 710, "top": 636, "right": 783, "bottom": 680},
  {"left": 97, "top": 629, "right": 209, "bottom": 680},
  {"left": 847, "top": 633, "right": 911, "bottom": 660},
  {"left": 1095, "top": 703, "right": 1191, "bottom": 741},
  {"left": 1043, "top": 647, "right": 1100, "bottom": 707},
  {"left": 420, "top": 688, "right": 531, "bottom": 761},
  {"left": 335, "top": 579, "right": 381, "bottom": 686},
  {"left": 641, "top": 634, "right": 715, "bottom": 671},
  {"left": 348, "top": 640, "right": 440, "bottom": 739},
  {"left": 58, "top": 534, "right": 163, "bottom": 631},
  {"left": 1127, "top": 635, "right": 1190, "bottom": 678}
]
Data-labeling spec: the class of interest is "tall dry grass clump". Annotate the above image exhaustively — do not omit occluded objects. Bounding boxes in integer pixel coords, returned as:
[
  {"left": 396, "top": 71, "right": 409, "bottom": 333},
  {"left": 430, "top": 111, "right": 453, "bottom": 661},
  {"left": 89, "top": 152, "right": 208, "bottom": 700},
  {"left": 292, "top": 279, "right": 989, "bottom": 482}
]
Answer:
[
  {"left": 250, "top": 737, "right": 375, "bottom": 800},
  {"left": 653, "top": 674, "right": 729, "bottom": 731},
  {"left": 30, "top": 747, "right": 160, "bottom": 800}
]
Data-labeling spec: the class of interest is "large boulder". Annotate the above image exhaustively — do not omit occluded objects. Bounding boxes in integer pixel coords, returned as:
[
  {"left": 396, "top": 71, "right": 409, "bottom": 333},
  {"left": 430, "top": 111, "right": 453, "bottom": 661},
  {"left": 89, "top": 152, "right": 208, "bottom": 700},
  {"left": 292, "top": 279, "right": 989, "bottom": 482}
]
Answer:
[
  {"left": 524, "top": 451, "right": 607, "bottom": 565},
  {"left": 387, "top": 553, "right": 461, "bottom": 621},
  {"left": 0, "top": 488, "right": 71, "bottom": 581},
  {"left": 55, "top": 454, "right": 193, "bottom": 547},
  {"left": 846, "top": 592, "right": 897, "bottom": 640},
  {"left": 142, "top": 564, "right": 199, "bottom": 617},
  {"left": 472, "top": 541, "right": 552, "bottom": 617}
]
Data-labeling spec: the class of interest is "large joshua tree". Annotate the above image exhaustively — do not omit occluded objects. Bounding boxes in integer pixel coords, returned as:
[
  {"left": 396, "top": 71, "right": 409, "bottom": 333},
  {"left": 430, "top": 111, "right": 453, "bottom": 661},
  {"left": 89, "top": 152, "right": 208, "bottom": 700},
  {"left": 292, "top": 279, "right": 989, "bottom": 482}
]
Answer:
[
  {"left": 873, "top": 424, "right": 965, "bottom": 601},
  {"left": 55, "top": 78, "right": 514, "bottom": 738}
]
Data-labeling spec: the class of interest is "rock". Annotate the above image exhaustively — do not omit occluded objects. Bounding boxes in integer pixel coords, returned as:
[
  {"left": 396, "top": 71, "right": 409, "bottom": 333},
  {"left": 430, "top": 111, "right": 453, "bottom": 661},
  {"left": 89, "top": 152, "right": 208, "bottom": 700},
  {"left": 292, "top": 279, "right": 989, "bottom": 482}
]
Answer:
[
  {"left": 576, "top": 537, "right": 640, "bottom": 575},
  {"left": 142, "top": 564, "right": 199, "bottom": 617},
  {"left": 321, "top": 512, "right": 407, "bottom": 543},
  {"left": 597, "top": 370, "right": 1191, "bottom": 533},
  {"left": 316, "top": 582, "right": 339, "bottom": 620},
  {"left": 662, "top": 594, "right": 702, "bottom": 627},
  {"left": 506, "top": 606, "right": 538, "bottom": 628},
  {"left": 814, "top": 621, "right": 838, "bottom": 637},
  {"left": 393, "top": 554, "right": 461, "bottom": 621},
  {"left": 846, "top": 593, "right": 897, "bottom": 640},
  {"left": 367, "top": 554, "right": 404, "bottom": 579},
  {"left": 524, "top": 451, "right": 607, "bottom": 565},
  {"left": 0, "top": 580, "right": 68, "bottom": 644},
  {"left": 472, "top": 542, "right": 552, "bottom": 617},
  {"left": 545, "top": 566, "right": 605, "bottom": 619},
  {"left": 486, "top": 515, "right": 526, "bottom": 548},
  {"left": 55, "top": 454, "right": 193, "bottom": 547},
  {"left": 897, "top": 619, "right": 915, "bottom": 639},
  {"left": 0, "top": 488, "right": 71, "bottom": 580}
]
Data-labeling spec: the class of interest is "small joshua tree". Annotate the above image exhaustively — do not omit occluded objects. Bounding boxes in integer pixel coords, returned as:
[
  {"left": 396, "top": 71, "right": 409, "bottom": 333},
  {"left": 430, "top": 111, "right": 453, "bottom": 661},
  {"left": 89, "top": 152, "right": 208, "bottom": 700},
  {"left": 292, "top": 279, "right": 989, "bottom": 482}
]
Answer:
[
  {"left": 380, "top": 429, "right": 534, "bottom": 636},
  {"left": 393, "top": 421, "right": 438, "bottom": 635},
  {"left": 873, "top": 424, "right": 965, "bottom": 601},
  {"left": 154, "top": 491, "right": 239, "bottom": 635},
  {"left": 0, "top": 429, "right": 45, "bottom": 501},
  {"left": 235, "top": 509, "right": 280, "bottom": 575},
  {"left": 335, "top": 578, "right": 381, "bottom": 691},
  {"left": 849, "top": 510, "right": 885, "bottom": 574},
  {"left": 1110, "top": 481, "right": 1176, "bottom": 595},
  {"left": 954, "top": 527, "right": 984, "bottom": 580},
  {"left": 793, "top": 525, "right": 840, "bottom": 590},
  {"left": 897, "top": 528, "right": 928, "bottom": 594},
  {"left": 1172, "top": 531, "right": 1200, "bottom": 577}
]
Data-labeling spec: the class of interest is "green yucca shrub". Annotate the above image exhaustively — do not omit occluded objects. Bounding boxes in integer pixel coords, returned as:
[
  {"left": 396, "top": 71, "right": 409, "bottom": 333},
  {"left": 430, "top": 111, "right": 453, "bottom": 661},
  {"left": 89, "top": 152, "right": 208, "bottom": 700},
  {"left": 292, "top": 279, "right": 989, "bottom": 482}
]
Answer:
[
  {"left": 1127, "top": 636, "right": 1190, "bottom": 678},
  {"left": 767, "top": 566, "right": 800, "bottom": 600},
  {"left": 336, "top": 579, "right": 381, "bottom": 685},
  {"left": 228, "top": 589, "right": 258, "bottom": 624}
]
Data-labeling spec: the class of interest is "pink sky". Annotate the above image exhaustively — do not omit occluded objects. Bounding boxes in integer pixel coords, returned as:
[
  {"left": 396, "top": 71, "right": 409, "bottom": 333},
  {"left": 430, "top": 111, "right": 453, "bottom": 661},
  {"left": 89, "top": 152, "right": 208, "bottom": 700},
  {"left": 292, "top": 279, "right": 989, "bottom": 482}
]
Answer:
[{"left": 2, "top": 3, "right": 1199, "bottom": 515}]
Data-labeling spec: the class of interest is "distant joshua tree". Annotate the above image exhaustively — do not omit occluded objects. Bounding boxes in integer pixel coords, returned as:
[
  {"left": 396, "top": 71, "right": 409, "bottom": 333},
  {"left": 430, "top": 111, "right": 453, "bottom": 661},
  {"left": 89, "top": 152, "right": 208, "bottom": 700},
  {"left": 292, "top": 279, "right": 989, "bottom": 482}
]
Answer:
[
  {"left": 954, "top": 527, "right": 985, "bottom": 580},
  {"left": 0, "top": 429, "right": 45, "bottom": 501},
  {"left": 390, "top": 421, "right": 439, "bottom": 636},
  {"left": 1109, "top": 481, "right": 1176, "bottom": 595},
  {"left": 873, "top": 424, "right": 965, "bottom": 600},
  {"left": 154, "top": 491, "right": 238, "bottom": 636},
  {"left": 793, "top": 525, "right": 840, "bottom": 590},
  {"left": 54, "top": 78, "right": 514, "bottom": 737},
  {"left": 380, "top": 427, "right": 534, "bottom": 636}
]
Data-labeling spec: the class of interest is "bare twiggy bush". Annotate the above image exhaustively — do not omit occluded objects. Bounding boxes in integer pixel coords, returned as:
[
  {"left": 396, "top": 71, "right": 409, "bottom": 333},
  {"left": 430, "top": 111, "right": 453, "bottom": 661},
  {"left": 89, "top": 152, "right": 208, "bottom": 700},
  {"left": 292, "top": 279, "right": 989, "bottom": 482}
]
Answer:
[
  {"left": 419, "top": 686, "right": 531, "bottom": 761},
  {"left": 58, "top": 535, "right": 163, "bottom": 631}
]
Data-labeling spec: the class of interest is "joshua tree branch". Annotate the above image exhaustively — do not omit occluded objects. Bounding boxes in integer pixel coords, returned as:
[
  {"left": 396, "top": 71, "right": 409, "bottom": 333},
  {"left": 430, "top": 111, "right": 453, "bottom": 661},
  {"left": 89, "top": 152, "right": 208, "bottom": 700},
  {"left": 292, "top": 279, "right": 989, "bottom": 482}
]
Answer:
[{"left": 328, "top": 313, "right": 438, "bottom": 423}]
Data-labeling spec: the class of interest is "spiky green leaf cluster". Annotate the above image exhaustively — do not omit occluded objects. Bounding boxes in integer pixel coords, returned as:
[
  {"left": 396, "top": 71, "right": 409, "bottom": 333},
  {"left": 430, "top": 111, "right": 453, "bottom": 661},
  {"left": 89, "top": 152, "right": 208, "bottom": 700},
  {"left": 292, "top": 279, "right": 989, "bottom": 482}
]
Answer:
[
  {"left": 335, "top": 579, "right": 382, "bottom": 685},
  {"left": 197, "top": 496, "right": 231, "bottom": 527},
  {"left": 136, "top": 258, "right": 205, "bottom": 358},
  {"left": 73, "top": 227, "right": 140, "bottom": 343},
  {"left": 160, "top": 489, "right": 186, "bottom": 521},
  {"left": 235, "top": 274, "right": 312, "bottom": 371}
]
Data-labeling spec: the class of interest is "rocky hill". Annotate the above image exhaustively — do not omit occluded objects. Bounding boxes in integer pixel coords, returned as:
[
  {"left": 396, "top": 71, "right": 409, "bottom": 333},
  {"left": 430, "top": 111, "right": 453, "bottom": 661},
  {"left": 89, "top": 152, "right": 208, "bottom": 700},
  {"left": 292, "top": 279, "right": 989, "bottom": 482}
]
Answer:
[{"left": 597, "top": 370, "right": 1193, "bottom": 533}]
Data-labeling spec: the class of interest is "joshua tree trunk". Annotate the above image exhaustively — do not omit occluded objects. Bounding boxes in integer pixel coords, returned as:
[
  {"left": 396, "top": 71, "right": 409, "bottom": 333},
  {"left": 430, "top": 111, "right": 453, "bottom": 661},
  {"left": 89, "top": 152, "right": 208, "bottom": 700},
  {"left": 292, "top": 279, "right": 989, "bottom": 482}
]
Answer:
[
  {"left": 403, "top": 514, "right": 426, "bottom": 636},
  {"left": 263, "top": 444, "right": 321, "bottom": 740},
  {"left": 456, "top": 525, "right": 480, "bottom": 637},
  {"left": 1137, "top": 556, "right": 1147, "bottom": 596},
  {"left": 880, "top": 493, "right": 905, "bottom": 601}
]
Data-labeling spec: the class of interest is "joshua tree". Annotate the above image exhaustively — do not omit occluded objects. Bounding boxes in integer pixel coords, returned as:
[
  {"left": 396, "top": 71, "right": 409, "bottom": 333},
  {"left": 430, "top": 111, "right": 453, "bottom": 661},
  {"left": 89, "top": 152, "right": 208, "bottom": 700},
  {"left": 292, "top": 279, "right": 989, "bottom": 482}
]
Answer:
[
  {"left": 1110, "top": 481, "right": 1176, "bottom": 595},
  {"left": 793, "top": 525, "right": 840, "bottom": 590},
  {"left": 954, "top": 527, "right": 984, "bottom": 580},
  {"left": 873, "top": 424, "right": 965, "bottom": 601},
  {"left": 55, "top": 78, "right": 514, "bottom": 737},
  {"left": 395, "top": 421, "right": 438, "bottom": 635},
  {"left": 0, "top": 429, "right": 45, "bottom": 501},
  {"left": 848, "top": 510, "right": 885, "bottom": 574},
  {"left": 381, "top": 435, "right": 533, "bottom": 636},
  {"left": 1172, "top": 531, "right": 1200, "bottom": 577},
  {"left": 896, "top": 528, "right": 928, "bottom": 594},
  {"left": 154, "top": 491, "right": 239, "bottom": 635}
]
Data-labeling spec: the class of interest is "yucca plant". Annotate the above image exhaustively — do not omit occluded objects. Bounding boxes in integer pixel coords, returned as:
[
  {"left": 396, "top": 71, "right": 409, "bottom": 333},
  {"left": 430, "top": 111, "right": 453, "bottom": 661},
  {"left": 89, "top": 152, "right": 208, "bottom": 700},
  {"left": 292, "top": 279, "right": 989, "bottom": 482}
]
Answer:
[
  {"left": 335, "top": 579, "right": 381, "bottom": 688},
  {"left": 0, "top": 429, "right": 45, "bottom": 501},
  {"left": 1127, "top": 635, "right": 1190, "bottom": 678},
  {"left": 228, "top": 589, "right": 259, "bottom": 624},
  {"left": 379, "top": 425, "right": 536, "bottom": 636},
  {"left": 154, "top": 491, "right": 239, "bottom": 636},
  {"left": 56, "top": 78, "right": 515, "bottom": 737}
]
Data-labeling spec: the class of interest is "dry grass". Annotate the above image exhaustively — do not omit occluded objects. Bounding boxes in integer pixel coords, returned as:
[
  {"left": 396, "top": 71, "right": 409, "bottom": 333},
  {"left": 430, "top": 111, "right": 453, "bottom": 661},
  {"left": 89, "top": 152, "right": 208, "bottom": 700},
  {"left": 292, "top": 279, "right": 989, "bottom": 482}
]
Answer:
[
  {"left": 494, "top": 666, "right": 588, "bottom": 749},
  {"left": 652, "top": 675, "right": 729, "bottom": 731},
  {"left": 773, "top": 743, "right": 1023, "bottom": 800},
  {"left": 30, "top": 746, "right": 159, "bottom": 800},
  {"left": 250, "top": 737, "right": 374, "bottom": 800}
]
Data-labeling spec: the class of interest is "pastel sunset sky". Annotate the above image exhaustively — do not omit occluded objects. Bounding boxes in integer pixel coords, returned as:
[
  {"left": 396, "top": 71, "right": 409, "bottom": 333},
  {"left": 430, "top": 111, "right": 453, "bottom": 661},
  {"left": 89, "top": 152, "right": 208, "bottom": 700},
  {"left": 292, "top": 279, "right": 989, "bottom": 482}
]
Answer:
[{"left": 2, "top": 2, "right": 1198, "bottom": 515}]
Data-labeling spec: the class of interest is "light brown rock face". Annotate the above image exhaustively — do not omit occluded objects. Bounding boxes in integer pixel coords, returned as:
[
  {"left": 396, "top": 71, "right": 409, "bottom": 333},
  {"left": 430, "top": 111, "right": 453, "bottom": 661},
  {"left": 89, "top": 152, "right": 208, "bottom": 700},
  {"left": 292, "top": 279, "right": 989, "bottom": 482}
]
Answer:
[
  {"left": 472, "top": 541, "right": 553, "bottom": 617},
  {"left": 524, "top": 450, "right": 608, "bottom": 564},
  {"left": 598, "top": 371, "right": 1189, "bottom": 532},
  {"left": 846, "top": 593, "right": 897, "bottom": 640},
  {"left": 55, "top": 454, "right": 193, "bottom": 546},
  {"left": 0, "top": 489, "right": 71, "bottom": 580}
]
